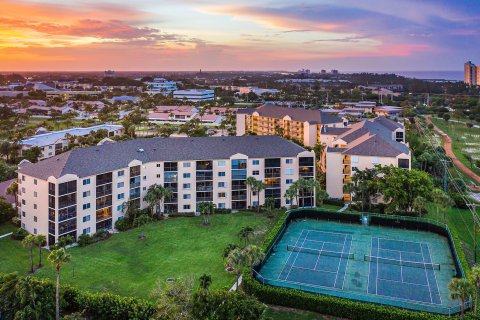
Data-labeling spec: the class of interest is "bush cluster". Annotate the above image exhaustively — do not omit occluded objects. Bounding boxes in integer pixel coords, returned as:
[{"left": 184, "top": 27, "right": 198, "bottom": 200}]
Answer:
[
  {"left": 77, "top": 230, "right": 111, "bottom": 247},
  {"left": 10, "top": 227, "right": 28, "bottom": 240}
]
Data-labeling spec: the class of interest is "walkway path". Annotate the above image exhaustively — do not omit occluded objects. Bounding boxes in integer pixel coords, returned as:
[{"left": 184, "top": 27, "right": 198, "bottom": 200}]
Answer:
[
  {"left": 425, "top": 116, "right": 480, "bottom": 189},
  {"left": 0, "top": 232, "right": 12, "bottom": 239},
  {"left": 338, "top": 203, "right": 349, "bottom": 212}
]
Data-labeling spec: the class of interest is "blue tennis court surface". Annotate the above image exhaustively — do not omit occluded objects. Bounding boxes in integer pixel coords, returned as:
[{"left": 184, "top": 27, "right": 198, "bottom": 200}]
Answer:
[
  {"left": 367, "top": 237, "right": 442, "bottom": 305},
  {"left": 278, "top": 229, "right": 353, "bottom": 289}
]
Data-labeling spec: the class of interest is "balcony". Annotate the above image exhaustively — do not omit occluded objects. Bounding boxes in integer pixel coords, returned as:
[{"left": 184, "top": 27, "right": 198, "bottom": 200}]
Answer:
[
  {"left": 343, "top": 176, "right": 352, "bottom": 184},
  {"left": 343, "top": 156, "right": 351, "bottom": 165},
  {"left": 343, "top": 166, "right": 351, "bottom": 175},
  {"left": 343, "top": 194, "right": 351, "bottom": 201}
]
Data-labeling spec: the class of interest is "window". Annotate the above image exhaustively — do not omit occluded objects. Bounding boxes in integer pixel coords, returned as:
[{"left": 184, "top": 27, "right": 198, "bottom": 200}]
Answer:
[
  {"left": 22, "top": 199, "right": 26, "bottom": 205},
  {"left": 83, "top": 191, "right": 90, "bottom": 198},
  {"left": 183, "top": 183, "right": 191, "bottom": 189},
  {"left": 183, "top": 173, "right": 191, "bottom": 179},
  {"left": 22, "top": 175, "right": 25, "bottom": 181},
  {"left": 143, "top": 187, "right": 146, "bottom": 191},
  {"left": 34, "top": 228, "right": 37, "bottom": 235},
  {"left": 286, "top": 199, "right": 291, "bottom": 204},
  {"left": 218, "top": 203, "right": 226, "bottom": 209},
  {"left": 183, "top": 162, "right": 191, "bottom": 168},
  {"left": 218, "top": 172, "right": 226, "bottom": 177},
  {"left": 286, "top": 179, "right": 293, "bottom": 184},
  {"left": 252, "top": 160, "right": 260, "bottom": 165},
  {"left": 34, "top": 191, "right": 37, "bottom": 197},
  {"left": 398, "top": 158, "right": 410, "bottom": 169},
  {"left": 83, "top": 178, "right": 90, "bottom": 185},
  {"left": 351, "top": 156, "right": 359, "bottom": 163},
  {"left": 218, "top": 161, "right": 226, "bottom": 167},
  {"left": 83, "top": 203, "right": 91, "bottom": 210},
  {"left": 143, "top": 176, "right": 147, "bottom": 180},
  {"left": 285, "top": 169, "right": 294, "bottom": 175},
  {"left": 117, "top": 182, "right": 124, "bottom": 188},
  {"left": 83, "top": 215, "right": 91, "bottom": 222},
  {"left": 34, "top": 216, "right": 37, "bottom": 222},
  {"left": 218, "top": 182, "right": 226, "bottom": 188},
  {"left": 156, "top": 163, "right": 161, "bottom": 168},
  {"left": 33, "top": 204, "right": 37, "bottom": 209},
  {"left": 252, "top": 170, "right": 259, "bottom": 176},
  {"left": 218, "top": 192, "right": 226, "bottom": 198},
  {"left": 82, "top": 227, "right": 91, "bottom": 234},
  {"left": 352, "top": 167, "right": 358, "bottom": 172},
  {"left": 183, "top": 194, "right": 191, "bottom": 200},
  {"left": 21, "top": 187, "right": 25, "bottom": 193},
  {"left": 286, "top": 159, "right": 293, "bottom": 164},
  {"left": 34, "top": 179, "right": 37, "bottom": 185},
  {"left": 117, "top": 205, "right": 123, "bottom": 212},
  {"left": 183, "top": 204, "right": 191, "bottom": 210},
  {"left": 371, "top": 157, "right": 379, "bottom": 164},
  {"left": 156, "top": 174, "right": 161, "bottom": 178},
  {"left": 117, "top": 193, "right": 125, "bottom": 200},
  {"left": 118, "top": 170, "right": 124, "bottom": 177}
]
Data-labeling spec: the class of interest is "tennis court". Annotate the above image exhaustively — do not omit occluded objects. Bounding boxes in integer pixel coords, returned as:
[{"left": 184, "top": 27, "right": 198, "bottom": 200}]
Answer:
[
  {"left": 278, "top": 229, "right": 353, "bottom": 289},
  {"left": 256, "top": 216, "right": 467, "bottom": 314},
  {"left": 367, "top": 237, "right": 442, "bottom": 305}
]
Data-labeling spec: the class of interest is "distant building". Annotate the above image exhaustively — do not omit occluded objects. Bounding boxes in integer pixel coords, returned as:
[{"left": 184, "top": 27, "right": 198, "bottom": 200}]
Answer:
[
  {"left": 145, "top": 78, "right": 177, "bottom": 95},
  {"left": 20, "top": 125, "right": 124, "bottom": 160},
  {"left": 464, "top": 61, "right": 477, "bottom": 86},
  {"left": 173, "top": 89, "right": 215, "bottom": 102},
  {"left": 236, "top": 104, "right": 347, "bottom": 147},
  {"left": 331, "top": 69, "right": 339, "bottom": 75},
  {"left": 325, "top": 117, "right": 411, "bottom": 201},
  {"left": 147, "top": 106, "right": 227, "bottom": 126},
  {"left": 104, "top": 70, "right": 115, "bottom": 78},
  {"left": 46, "top": 91, "right": 101, "bottom": 99},
  {"left": 321, "top": 70, "right": 327, "bottom": 74}
]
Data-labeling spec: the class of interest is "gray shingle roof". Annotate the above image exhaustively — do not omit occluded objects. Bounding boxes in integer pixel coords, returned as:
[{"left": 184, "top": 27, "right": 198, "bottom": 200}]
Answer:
[
  {"left": 18, "top": 136, "right": 308, "bottom": 180},
  {"left": 242, "top": 104, "right": 343, "bottom": 124}
]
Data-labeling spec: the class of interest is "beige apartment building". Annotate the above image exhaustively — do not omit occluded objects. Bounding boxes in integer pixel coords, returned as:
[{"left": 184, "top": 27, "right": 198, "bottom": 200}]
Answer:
[
  {"left": 236, "top": 104, "right": 347, "bottom": 147},
  {"left": 17, "top": 136, "right": 315, "bottom": 245},
  {"left": 325, "top": 117, "right": 411, "bottom": 201}
]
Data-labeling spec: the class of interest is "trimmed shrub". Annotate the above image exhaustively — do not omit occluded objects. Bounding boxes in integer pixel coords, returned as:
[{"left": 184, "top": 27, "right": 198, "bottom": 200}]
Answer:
[
  {"left": 216, "top": 208, "right": 232, "bottom": 214},
  {"left": 323, "top": 198, "right": 344, "bottom": 207},
  {"left": 115, "top": 218, "right": 133, "bottom": 231},
  {"left": 77, "top": 234, "right": 93, "bottom": 247},
  {"left": 10, "top": 228, "right": 28, "bottom": 240}
]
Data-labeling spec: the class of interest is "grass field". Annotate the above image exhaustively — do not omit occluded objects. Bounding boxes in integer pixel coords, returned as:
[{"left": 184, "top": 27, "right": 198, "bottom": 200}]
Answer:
[
  {"left": 0, "top": 222, "right": 16, "bottom": 236},
  {"left": 431, "top": 117, "right": 480, "bottom": 177},
  {"left": 0, "top": 212, "right": 274, "bottom": 299},
  {"left": 263, "top": 306, "right": 339, "bottom": 320}
]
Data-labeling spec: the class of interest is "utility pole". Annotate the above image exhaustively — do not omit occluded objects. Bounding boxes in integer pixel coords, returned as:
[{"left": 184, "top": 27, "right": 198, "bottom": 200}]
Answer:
[
  {"left": 467, "top": 203, "right": 479, "bottom": 263},
  {"left": 439, "top": 159, "right": 450, "bottom": 192}
]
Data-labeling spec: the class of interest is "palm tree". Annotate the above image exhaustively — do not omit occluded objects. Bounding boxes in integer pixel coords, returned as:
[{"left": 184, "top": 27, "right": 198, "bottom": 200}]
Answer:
[
  {"left": 199, "top": 273, "right": 212, "bottom": 291},
  {"left": 470, "top": 266, "right": 480, "bottom": 315},
  {"left": 431, "top": 188, "right": 444, "bottom": 222},
  {"left": 34, "top": 235, "right": 46, "bottom": 268},
  {"left": 245, "top": 176, "right": 258, "bottom": 209},
  {"left": 253, "top": 180, "right": 265, "bottom": 213},
  {"left": 316, "top": 190, "right": 329, "bottom": 207},
  {"left": 413, "top": 196, "right": 427, "bottom": 218},
  {"left": 48, "top": 248, "right": 71, "bottom": 320},
  {"left": 264, "top": 197, "right": 276, "bottom": 213},
  {"left": 134, "top": 215, "right": 152, "bottom": 239},
  {"left": 438, "top": 192, "right": 454, "bottom": 224},
  {"left": 22, "top": 234, "right": 35, "bottom": 273},
  {"left": 284, "top": 187, "right": 297, "bottom": 209},
  {"left": 238, "top": 226, "right": 254, "bottom": 247},
  {"left": 448, "top": 278, "right": 473, "bottom": 318},
  {"left": 226, "top": 248, "right": 244, "bottom": 289},
  {"left": 6, "top": 180, "right": 18, "bottom": 207},
  {"left": 197, "top": 201, "right": 216, "bottom": 225}
]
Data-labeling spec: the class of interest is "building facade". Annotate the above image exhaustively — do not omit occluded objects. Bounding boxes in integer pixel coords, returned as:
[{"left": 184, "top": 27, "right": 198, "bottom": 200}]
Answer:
[
  {"left": 464, "top": 61, "right": 477, "bottom": 86},
  {"left": 173, "top": 89, "right": 215, "bottom": 102},
  {"left": 325, "top": 117, "right": 411, "bottom": 200},
  {"left": 20, "top": 125, "right": 124, "bottom": 160},
  {"left": 236, "top": 104, "right": 347, "bottom": 147},
  {"left": 145, "top": 78, "right": 177, "bottom": 95},
  {"left": 17, "top": 136, "right": 315, "bottom": 245}
]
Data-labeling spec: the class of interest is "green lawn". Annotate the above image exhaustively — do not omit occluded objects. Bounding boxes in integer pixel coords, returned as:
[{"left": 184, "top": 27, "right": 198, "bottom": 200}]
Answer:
[
  {"left": 0, "top": 222, "right": 16, "bottom": 236},
  {"left": 263, "top": 306, "right": 339, "bottom": 320},
  {"left": 431, "top": 117, "right": 480, "bottom": 178},
  {"left": 0, "top": 212, "right": 273, "bottom": 299}
]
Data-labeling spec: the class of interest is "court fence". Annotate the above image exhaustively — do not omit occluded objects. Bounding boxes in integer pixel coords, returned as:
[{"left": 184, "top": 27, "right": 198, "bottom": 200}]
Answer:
[{"left": 251, "top": 208, "right": 472, "bottom": 316}]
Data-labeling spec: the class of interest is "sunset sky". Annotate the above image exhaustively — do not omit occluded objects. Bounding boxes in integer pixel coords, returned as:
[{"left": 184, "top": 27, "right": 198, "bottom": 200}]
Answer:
[{"left": 1, "top": 0, "right": 479, "bottom": 71}]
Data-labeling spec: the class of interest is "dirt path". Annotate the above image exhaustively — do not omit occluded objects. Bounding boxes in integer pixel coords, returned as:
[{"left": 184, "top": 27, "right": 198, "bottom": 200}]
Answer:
[{"left": 425, "top": 116, "right": 480, "bottom": 189}]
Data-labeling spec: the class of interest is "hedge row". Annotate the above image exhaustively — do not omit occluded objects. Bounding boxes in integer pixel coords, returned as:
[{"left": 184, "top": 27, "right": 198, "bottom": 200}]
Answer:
[
  {"left": 448, "top": 224, "right": 470, "bottom": 275},
  {"left": 260, "top": 210, "right": 289, "bottom": 252},
  {"left": 243, "top": 272, "right": 465, "bottom": 320}
]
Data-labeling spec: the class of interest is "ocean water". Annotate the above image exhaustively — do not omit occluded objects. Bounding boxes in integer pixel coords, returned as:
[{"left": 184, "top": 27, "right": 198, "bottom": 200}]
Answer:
[{"left": 388, "top": 71, "right": 463, "bottom": 81}]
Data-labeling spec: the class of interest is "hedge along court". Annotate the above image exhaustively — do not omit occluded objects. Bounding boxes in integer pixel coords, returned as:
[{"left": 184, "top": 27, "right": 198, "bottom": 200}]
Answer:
[{"left": 254, "top": 209, "right": 469, "bottom": 315}]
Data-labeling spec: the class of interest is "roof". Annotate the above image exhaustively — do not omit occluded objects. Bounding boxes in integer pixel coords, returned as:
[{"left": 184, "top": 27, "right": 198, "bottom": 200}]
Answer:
[
  {"left": 243, "top": 104, "right": 343, "bottom": 125},
  {"left": 328, "top": 117, "right": 410, "bottom": 157},
  {"left": 18, "top": 136, "right": 309, "bottom": 180},
  {"left": 321, "top": 127, "right": 350, "bottom": 135},
  {"left": 20, "top": 125, "right": 123, "bottom": 147}
]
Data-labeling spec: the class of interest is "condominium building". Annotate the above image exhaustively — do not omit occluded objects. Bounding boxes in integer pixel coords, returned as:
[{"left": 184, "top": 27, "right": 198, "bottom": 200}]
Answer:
[
  {"left": 17, "top": 136, "right": 315, "bottom": 245},
  {"left": 20, "top": 125, "right": 124, "bottom": 160},
  {"left": 145, "top": 78, "right": 177, "bottom": 95},
  {"left": 173, "top": 89, "right": 215, "bottom": 102},
  {"left": 236, "top": 104, "right": 347, "bottom": 147},
  {"left": 464, "top": 61, "right": 477, "bottom": 86},
  {"left": 325, "top": 117, "right": 411, "bottom": 200}
]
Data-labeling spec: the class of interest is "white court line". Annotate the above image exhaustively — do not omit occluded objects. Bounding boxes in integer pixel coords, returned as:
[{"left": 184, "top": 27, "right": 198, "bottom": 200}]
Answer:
[
  {"left": 376, "top": 237, "right": 425, "bottom": 253},
  {"left": 420, "top": 243, "right": 434, "bottom": 304},
  {"left": 341, "top": 235, "right": 353, "bottom": 290},
  {"left": 277, "top": 229, "right": 307, "bottom": 280},
  {"left": 303, "top": 229, "right": 352, "bottom": 237},
  {"left": 290, "top": 265, "right": 338, "bottom": 275},
  {"left": 400, "top": 251, "right": 404, "bottom": 283},
  {"left": 427, "top": 243, "right": 443, "bottom": 305},
  {"left": 366, "top": 236, "right": 373, "bottom": 294},
  {"left": 376, "top": 237, "right": 380, "bottom": 295},
  {"left": 376, "top": 277, "right": 430, "bottom": 287},
  {"left": 379, "top": 247, "right": 423, "bottom": 256},
  {"left": 313, "top": 241, "right": 325, "bottom": 271},
  {"left": 304, "top": 238, "right": 346, "bottom": 246},
  {"left": 284, "top": 230, "right": 310, "bottom": 281},
  {"left": 333, "top": 233, "right": 348, "bottom": 288}
]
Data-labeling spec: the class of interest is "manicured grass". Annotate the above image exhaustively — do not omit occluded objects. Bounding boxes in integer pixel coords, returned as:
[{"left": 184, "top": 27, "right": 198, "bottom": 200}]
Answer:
[
  {"left": 263, "top": 306, "right": 339, "bottom": 320},
  {"left": 0, "top": 212, "right": 273, "bottom": 299},
  {"left": 431, "top": 117, "right": 480, "bottom": 177},
  {"left": 0, "top": 222, "right": 16, "bottom": 236},
  {"left": 424, "top": 205, "right": 480, "bottom": 265}
]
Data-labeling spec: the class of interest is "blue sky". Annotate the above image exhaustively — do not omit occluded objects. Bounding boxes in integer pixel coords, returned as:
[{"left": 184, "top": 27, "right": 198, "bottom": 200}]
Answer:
[{"left": 1, "top": 0, "right": 479, "bottom": 71}]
